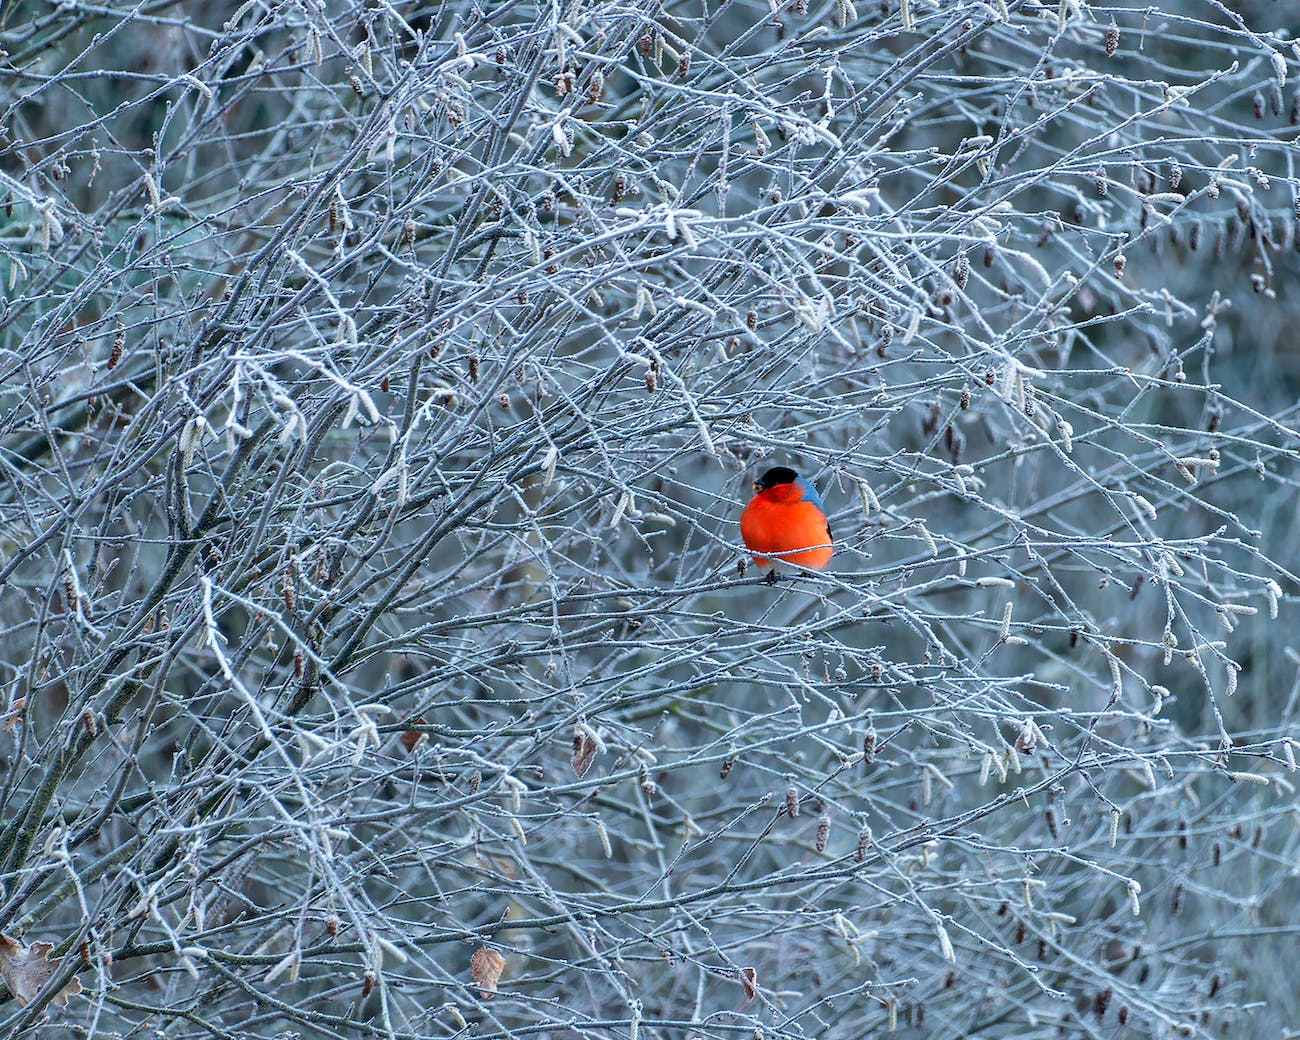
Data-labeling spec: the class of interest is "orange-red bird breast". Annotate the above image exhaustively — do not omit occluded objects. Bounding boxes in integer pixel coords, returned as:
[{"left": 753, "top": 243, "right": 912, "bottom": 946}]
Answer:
[{"left": 740, "top": 469, "right": 832, "bottom": 570}]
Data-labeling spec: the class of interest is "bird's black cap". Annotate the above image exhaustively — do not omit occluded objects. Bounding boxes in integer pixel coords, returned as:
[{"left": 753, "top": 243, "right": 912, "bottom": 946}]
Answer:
[{"left": 755, "top": 466, "right": 799, "bottom": 489}]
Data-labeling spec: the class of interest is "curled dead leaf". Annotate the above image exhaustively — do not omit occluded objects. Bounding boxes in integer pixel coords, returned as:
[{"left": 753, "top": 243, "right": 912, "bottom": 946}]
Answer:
[
  {"left": 740, "top": 965, "right": 757, "bottom": 1000},
  {"left": 1014, "top": 719, "right": 1036, "bottom": 756},
  {"left": 3, "top": 699, "right": 24, "bottom": 733},
  {"left": 400, "top": 716, "right": 427, "bottom": 753},
  {"left": 470, "top": 946, "right": 505, "bottom": 998},
  {"left": 572, "top": 727, "right": 598, "bottom": 777},
  {"left": 0, "top": 934, "right": 83, "bottom": 1008}
]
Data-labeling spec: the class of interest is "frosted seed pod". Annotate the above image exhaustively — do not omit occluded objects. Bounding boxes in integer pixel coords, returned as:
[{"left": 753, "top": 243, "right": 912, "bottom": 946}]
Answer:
[
  {"left": 592, "top": 816, "right": 611, "bottom": 857},
  {"left": 976, "top": 576, "right": 1014, "bottom": 588},
  {"left": 936, "top": 923, "right": 954, "bottom": 962},
  {"left": 1150, "top": 685, "right": 1168, "bottom": 715},
  {"left": 1265, "top": 579, "right": 1282, "bottom": 618}
]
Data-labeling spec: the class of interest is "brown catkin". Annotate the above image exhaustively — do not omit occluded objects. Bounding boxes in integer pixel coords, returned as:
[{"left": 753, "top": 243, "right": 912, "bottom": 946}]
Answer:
[
  {"left": 1227, "top": 217, "right": 1245, "bottom": 254},
  {"left": 1104, "top": 22, "right": 1118, "bottom": 57}
]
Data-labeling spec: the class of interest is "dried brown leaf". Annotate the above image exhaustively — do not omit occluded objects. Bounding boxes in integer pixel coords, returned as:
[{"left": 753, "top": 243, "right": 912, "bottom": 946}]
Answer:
[
  {"left": 0, "top": 934, "right": 83, "bottom": 1008},
  {"left": 471, "top": 946, "right": 505, "bottom": 998},
  {"left": 3, "top": 699, "right": 24, "bottom": 733},
  {"left": 400, "top": 716, "right": 427, "bottom": 753},
  {"left": 1014, "top": 719, "right": 1036, "bottom": 756},
  {"left": 572, "top": 728, "right": 598, "bottom": 777},
  {"left": 740, "top": 965, "right": 757, "bottom": 1000}
]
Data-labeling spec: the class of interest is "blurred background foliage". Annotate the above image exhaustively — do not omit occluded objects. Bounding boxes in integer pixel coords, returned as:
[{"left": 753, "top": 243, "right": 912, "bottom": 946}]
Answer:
[{"left": 2, "top": 0, "right": 1300, "bottom": 1037}]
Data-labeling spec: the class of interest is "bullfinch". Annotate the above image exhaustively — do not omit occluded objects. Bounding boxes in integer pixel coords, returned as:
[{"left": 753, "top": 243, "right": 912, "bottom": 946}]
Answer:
[{"left": 740, "top": 467, "right": 832, "bottom": 577}]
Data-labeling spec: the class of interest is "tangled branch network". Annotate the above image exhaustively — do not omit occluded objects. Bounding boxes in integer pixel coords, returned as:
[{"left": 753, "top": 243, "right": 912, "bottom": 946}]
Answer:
[{"left": 3, "top": 0, "right": 1300, "bottom": 1036}]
